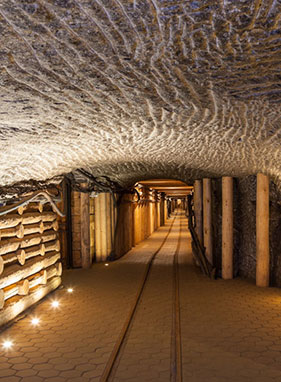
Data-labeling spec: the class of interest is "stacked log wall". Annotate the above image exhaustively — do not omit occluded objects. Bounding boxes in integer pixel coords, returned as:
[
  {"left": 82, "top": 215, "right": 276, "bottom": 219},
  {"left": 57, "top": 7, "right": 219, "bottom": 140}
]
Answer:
[
  {"left": 90, "top": 198, "right": 95, "bottom": 260},
  {"left": 0, "top": 201, "right": 61, "bottom": 326}
]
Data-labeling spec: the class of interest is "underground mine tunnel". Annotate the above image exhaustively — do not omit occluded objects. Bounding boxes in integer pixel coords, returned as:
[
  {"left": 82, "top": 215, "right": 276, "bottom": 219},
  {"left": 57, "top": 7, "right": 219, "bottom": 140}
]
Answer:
[{"left": 0, "top": 0, "right": 281, "bottom": 381}]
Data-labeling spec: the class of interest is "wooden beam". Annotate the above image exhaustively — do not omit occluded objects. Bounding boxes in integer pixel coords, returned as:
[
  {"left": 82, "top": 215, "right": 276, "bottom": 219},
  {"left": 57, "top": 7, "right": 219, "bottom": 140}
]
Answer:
[
  {"left": 256, "top": 173, "right": 270, "bottom": 287},
  {"left": 106, "top": 193, "right": 112, "bottom": 257},
  {"left": 100, "top": 193, "right": 108, "bottom": 261},
  {"left": 194, "top": 180, "right": 203, "bottom": 245},
  {"left": 222, "top": 177, "right": 233, "bottom": 279},
  {"left": 80, "top": 184, "right": 91, "bottom": 268},
  {"left": 94, "top": 195, "right": 102, "bottom": 261},
  {"left": 203, "top": 178, "right": 212, "bottom": 265}
]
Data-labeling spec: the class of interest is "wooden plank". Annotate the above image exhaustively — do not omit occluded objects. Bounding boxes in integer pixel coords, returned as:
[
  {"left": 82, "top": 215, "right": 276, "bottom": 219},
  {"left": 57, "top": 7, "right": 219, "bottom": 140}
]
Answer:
[
  {"left": 203, "top": 178, "right": 213, "bottom": 265},
  {"left": 80, "top": 185, "right": 91, "bottom": 268},
  {"left": 256, "top": 173, "right": 270, "bottom": 287},
  {"left": 194, "top": 180, "right": 203, "bottom": 245},
  {"left": 222, "top": 177, "right": 233, "bottom": 279}
]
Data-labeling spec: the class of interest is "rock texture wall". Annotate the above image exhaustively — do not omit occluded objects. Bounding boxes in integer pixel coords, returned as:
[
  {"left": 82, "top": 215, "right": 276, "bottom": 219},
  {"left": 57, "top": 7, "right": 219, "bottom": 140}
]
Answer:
[
  {"left": 0, "top": 1, "right": 280, "bottom": 189},
  {"left": 235, "top": 176, "right": 257, "bottom": 280},
  {"left": 269, "top": 183, "right": 281, "bottom": 286},
  {"left": 211, "top": 178, "right": 222, "bottom": 275}
]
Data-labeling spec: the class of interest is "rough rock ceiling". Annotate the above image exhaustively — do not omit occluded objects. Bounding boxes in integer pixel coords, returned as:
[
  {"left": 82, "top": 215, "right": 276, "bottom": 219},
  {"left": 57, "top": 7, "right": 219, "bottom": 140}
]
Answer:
[{"left": 0, "top": 0, "right": 280, "bottom": 189}]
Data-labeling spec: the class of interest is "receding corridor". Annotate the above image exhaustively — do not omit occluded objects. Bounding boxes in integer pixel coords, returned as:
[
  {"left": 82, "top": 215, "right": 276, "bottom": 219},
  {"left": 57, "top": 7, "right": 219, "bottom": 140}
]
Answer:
[
  {"left": 1, "top": 212, "right": 281, "bottom": 382},
  {"left": 0, "top": 1, "right": 281, "bottom": 380}
]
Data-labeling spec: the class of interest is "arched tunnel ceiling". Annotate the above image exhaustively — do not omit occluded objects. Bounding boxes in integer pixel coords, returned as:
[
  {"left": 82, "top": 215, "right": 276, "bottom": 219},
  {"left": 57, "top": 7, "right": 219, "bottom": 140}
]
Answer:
[{"left": 0, "top": 0, "right": 280, "bottom": 190}]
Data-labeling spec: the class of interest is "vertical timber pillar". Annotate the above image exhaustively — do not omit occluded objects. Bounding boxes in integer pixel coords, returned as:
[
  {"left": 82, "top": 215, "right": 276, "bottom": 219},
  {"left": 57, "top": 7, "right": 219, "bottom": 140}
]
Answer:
[
  {"left": 160, "top": 193, "right": 165, "bottom": 226},
  {"left": 157, "top": 194, "right": 161, "bottom": 228},
  {"left": 94, "top": 193, "right": 113, "bottom": 262},
  {"left": 106, "top": 193, "right": 112, "bottom": 258},
  {"left": 94, "top": 194, "right": 101, "bottom": 261},
  {"left": 194, "top": 180, "right": 203, "bottom": 245},
  {"left": 149, "top": 198, "right": 153, "bottom": 235},
  {"left": 80, "top": 183, "right": 91, "bottom": 268},
  {"left": 222, "top": 177, "right": 233, "bottom": 279},
  {"left": 134, "top": 202, "right": 140, "bottom": 245},
  {"left": 153, "top": 191, "right": 157, "bottom": 231},
  {"left": 203, "top": 178, "right": 212, "bottom": 264},
  {"left": 100, "top": 193, "right": 107, "bottom": 260},
  {"left": 256, "top": 173, "right": 270, "bottom": 287}
]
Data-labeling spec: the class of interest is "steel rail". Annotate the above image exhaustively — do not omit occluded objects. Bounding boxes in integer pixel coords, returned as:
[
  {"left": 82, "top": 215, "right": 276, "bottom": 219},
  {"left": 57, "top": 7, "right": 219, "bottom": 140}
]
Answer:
[
  {"left": 100, "top": 213, "right": 179, "bottom": 382},
  {"left": 171, "top": 213, "right": 183, "bottom": 382}
]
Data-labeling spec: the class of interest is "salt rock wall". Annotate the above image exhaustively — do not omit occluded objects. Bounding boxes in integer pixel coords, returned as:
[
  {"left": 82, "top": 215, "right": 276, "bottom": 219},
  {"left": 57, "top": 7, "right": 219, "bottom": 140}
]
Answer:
[
  {"left": 235, "top": 176, "right": 257, "bottom": 281},
  {"left": 0, "top": 1, "right": 280, "bottom": 190},
  {"left": 211, "top": 179, "right": 222, "bottom": 275}
]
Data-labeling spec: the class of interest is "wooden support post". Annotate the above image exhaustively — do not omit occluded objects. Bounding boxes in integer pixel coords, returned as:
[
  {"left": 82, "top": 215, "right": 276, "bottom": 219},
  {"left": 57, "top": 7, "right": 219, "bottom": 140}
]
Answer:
[
  {"left": 94, "top": 195, "right": 101, "bottom": 261},
  {"left": 89, "top": 198, "right": 95, "bottom": 260},
  {"left": 80, "top": 184, "right": 91, "bottom": 269},
  {"left": 153, "top": 193, "right": 157, "bottom": 231},
  {"left": 58, "top": 178, "right": 69, "bottom": 268},
  {"left": 222, "top": 177, "right": 233, "bottom": 279},
  {"left": 203, "top": 178, "right": 212, "bottom": 264},
  {"left": 141, "top": 204, "right": 145, "bottom": 241},
  {"left": 194, "top": 180, "right": 203, "bottom": 245},
  {"left": 100, "top": 193, "right": 107, "bottom": 261},
  {"left": 106, "top": 193, "right": 112, "bottom": 257},
  {"left": 133, "top": 203, "right": 140, "bottom": 245},
  {"left": 157, "top": 199, "right": 161, "bottom": 228},
  {"left": 145, "top": 201, "right": 149, "bottom": 239},
  {"left": 149, "top": 201, "right": 153, "bottom": 235},
  {"left": 160, "top": 194, "right": 165, "bottom": 226},
  {"left": 128, "top": 195, "right": 133, "bottom": 249},
  {"left": 256, "top": 173, "right": 270, "bottom": 287}
]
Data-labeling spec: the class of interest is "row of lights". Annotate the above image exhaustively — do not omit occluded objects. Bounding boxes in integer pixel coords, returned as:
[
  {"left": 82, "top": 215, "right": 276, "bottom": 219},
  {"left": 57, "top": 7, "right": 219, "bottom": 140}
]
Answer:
[
  {"left": 2, "top": 263, "right": 111, "bottom": 351},
  {"left": 2, "top": 287, "right": 74, "bottom": 350}
]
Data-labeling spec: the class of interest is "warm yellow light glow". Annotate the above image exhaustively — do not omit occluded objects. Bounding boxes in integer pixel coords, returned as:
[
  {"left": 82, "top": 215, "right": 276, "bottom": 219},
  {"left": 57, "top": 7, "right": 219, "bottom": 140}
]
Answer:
[
  {"left": 31, "top": 317, "right": 40, "bottom": 326},
  {"left": 67, "top": 288, "right": 73, "bottom": 293},
  {"left": 51, "top": 300, "right": 60, "bottom": 308},
  {"left": 105, "top": 263, "right": 109, "bottom": 267},
  {"left": 2, "top": 340, "right": 13, "bottom": 350}
]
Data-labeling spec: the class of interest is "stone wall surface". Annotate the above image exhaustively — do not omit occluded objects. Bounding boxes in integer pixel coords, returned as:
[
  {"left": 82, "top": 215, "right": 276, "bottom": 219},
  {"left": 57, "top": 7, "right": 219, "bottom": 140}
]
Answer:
[
  {"left": 268, "top": 182, "right": 281, "bottom": 286},
  {"left": 211, "top": 178, "right": 222, "bottom": 274},
  {"left": 235, "top": 176, "right": 257, "bottom": 280}
]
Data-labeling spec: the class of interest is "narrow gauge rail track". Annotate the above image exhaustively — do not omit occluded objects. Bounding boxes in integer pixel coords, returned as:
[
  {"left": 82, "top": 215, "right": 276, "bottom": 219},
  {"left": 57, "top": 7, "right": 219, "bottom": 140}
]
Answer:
[{"left": 100, "top": 211, "right": 183, "bottom": 382}]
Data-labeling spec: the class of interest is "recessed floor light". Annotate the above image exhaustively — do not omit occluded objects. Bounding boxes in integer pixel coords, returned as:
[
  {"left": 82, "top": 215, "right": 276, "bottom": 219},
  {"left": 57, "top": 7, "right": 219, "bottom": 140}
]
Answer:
[
  {"left": 51, "top": 300, "right": 60, "bottom": 308},
  {"left": 31, "top": 317, "right": 40, "bottom": 326},
  {"left": 2, "top": 340, "right": 13, "bottom": 350}
]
